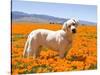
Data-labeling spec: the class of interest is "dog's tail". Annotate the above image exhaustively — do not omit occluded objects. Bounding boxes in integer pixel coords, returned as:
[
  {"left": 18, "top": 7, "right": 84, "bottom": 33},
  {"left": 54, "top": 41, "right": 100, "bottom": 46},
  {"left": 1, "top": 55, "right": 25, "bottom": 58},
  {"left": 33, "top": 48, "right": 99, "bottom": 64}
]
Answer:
[{"left": 23, "top": 38, "right": 29, "bottom": 58}]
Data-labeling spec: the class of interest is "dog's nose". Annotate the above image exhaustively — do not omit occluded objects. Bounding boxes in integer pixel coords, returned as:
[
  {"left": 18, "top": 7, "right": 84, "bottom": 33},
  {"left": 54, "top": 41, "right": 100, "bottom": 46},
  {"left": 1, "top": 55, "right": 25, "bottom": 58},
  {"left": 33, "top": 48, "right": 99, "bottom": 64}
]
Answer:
[{"left": 72, "top": 29, "right": 76, "bottom": 33}]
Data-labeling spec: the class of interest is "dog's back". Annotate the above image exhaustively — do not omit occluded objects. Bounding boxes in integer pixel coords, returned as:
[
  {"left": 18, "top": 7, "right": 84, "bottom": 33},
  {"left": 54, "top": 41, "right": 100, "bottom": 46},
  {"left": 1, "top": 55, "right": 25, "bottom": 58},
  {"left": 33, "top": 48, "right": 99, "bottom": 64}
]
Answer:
[{"left": 28, "top": 29, "right": 54, "bottom": 40}]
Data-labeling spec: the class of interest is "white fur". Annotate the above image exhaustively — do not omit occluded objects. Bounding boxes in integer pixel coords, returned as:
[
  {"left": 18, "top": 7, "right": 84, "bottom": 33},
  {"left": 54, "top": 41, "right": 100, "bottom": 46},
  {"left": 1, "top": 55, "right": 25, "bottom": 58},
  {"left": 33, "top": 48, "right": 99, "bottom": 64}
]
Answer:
[{"left": 23, "top": 18, "right": 79, "bottom": 58}]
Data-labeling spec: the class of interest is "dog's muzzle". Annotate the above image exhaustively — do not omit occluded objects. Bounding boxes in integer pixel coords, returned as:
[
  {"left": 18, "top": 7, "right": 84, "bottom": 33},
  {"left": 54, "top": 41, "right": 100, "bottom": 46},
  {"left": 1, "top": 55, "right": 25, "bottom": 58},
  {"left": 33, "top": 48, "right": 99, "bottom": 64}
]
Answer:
[{"left": 72, "top": 29, "right": 76, "bottom": 33}]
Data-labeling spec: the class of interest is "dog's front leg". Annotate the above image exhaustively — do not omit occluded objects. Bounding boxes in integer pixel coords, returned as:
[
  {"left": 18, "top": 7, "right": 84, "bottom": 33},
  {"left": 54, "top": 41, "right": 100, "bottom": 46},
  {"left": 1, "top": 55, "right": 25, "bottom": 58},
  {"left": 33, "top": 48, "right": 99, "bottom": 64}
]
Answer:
[
  {"left": 65, "top": 44, "right": 72, "bottom": 56},
  {"left": 59, "top": 44, "right": 72, "bottom": 58},
  {"left": 59, "top": 48, "right": 67, "bottom": 58}
]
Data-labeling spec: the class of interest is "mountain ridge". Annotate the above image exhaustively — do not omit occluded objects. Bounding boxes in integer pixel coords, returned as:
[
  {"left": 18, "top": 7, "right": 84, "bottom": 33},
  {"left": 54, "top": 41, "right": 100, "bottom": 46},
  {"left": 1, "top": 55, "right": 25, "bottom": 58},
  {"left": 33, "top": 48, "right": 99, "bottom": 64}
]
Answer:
[{"left": 12, "top": 11, "right": 96, "bottom": 25}]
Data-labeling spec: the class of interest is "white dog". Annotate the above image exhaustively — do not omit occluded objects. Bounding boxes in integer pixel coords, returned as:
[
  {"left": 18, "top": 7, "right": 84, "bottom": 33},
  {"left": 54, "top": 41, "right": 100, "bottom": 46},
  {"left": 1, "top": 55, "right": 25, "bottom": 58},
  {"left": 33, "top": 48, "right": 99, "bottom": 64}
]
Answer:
[{"left": 23, "top": 18, "right": 79, "bottom": 58}]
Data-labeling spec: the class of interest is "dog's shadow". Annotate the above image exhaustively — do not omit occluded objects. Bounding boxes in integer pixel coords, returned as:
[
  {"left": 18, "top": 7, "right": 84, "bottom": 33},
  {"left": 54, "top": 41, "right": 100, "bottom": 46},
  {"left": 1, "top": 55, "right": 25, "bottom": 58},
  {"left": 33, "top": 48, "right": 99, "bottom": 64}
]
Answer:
[{"left": 66, "top": 55, "right": 86, "bottom": 61}]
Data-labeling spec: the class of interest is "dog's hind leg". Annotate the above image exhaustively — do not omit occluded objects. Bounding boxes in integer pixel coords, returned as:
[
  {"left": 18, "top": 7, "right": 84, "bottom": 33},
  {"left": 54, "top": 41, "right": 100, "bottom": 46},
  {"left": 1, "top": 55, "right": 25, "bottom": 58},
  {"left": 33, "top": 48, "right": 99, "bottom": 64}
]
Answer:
[
  {"left": 32, "top": 45, "right": 41, "bottom": 59},
  {"left": 35, "top": 45, "right": 42, "bottom": 58},
  {"left": 23, "top": 38, "right": 33, "bottom": 58},
  {"left": 31, "top": 40, "right": 42, "bottom": 58},
  {"left": 23, "top": 39, "right": 29, "bottom": 58}
]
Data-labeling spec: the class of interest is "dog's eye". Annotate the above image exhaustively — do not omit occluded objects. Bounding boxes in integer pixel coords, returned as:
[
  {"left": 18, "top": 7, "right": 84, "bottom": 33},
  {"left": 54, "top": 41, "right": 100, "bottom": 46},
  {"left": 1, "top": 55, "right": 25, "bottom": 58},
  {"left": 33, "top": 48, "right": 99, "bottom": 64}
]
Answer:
[{"left": 73, "top": 23, "right": 76, "bottom": 26}]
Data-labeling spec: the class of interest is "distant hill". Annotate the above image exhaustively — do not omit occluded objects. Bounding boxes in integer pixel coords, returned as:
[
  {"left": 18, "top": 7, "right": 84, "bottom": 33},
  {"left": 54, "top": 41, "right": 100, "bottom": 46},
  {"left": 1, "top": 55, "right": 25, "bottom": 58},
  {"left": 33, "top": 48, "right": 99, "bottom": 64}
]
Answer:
[{"left": 12, "top": 11, "right": 96, "bottom": 25}]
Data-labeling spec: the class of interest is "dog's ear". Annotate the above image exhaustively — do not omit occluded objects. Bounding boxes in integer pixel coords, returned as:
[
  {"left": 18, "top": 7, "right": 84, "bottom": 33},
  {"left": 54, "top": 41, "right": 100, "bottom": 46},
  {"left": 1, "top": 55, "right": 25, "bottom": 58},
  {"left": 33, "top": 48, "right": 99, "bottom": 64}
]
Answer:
[
  {"left": 62, "top": 21, "right": 67, "bottom": 31},
  {"left": 72, "top": 18, "right": 79, "bottom": 26}
]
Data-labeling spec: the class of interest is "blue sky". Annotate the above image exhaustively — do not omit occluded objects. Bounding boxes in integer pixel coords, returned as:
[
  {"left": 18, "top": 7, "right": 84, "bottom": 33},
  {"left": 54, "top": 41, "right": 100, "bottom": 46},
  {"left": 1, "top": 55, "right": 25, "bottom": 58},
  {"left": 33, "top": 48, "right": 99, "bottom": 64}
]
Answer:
[{"left": 12, "top": 0, "right": 97, "bottom": 23}]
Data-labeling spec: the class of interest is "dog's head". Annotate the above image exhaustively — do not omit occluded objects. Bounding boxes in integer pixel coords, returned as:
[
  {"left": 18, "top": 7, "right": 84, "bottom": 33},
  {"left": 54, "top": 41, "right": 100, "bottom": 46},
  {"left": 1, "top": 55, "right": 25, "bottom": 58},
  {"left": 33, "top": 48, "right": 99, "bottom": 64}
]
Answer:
[{"left": 62, "top": 18, "right": 79, "bottom": 34}]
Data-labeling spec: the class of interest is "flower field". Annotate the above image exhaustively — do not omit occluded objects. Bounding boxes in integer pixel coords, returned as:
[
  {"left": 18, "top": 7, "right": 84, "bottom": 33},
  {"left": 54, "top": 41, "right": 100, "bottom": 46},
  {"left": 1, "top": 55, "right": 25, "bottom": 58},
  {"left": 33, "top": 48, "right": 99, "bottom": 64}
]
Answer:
[{"left": 12, "top": 22, "right": 97, "bottom": 74}]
